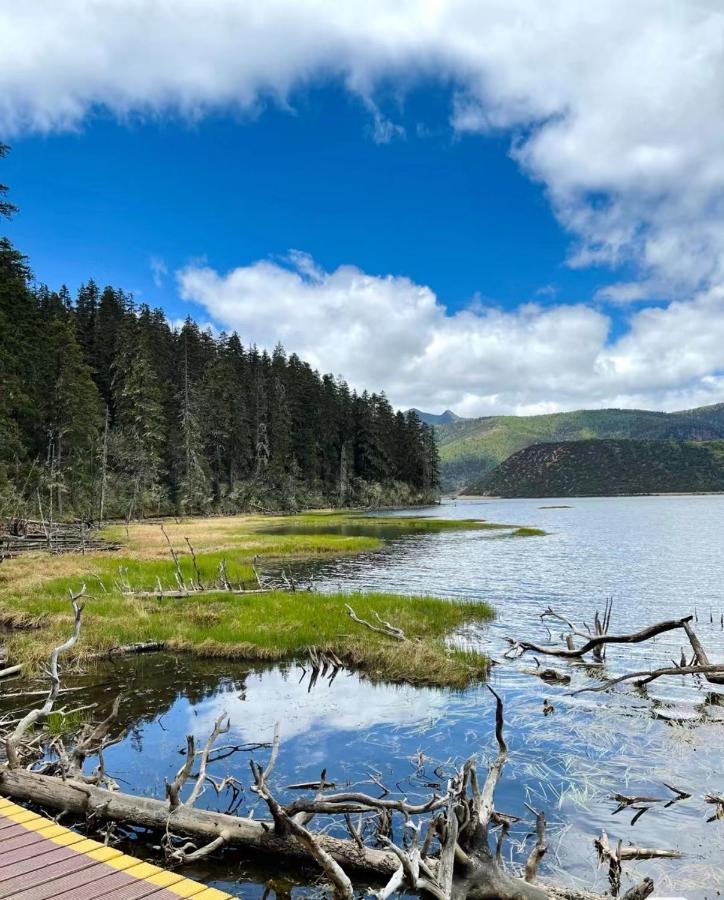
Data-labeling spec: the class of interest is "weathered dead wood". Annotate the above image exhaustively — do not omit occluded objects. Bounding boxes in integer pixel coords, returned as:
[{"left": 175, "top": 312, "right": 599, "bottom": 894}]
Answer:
[
  {"left": 618, "top": 847, "right": 682, "bottom": 860},
  {"left": 252, "top": 766, "right": 354, "bottom": 900},
  {"left": 187, "top": 713, "right": 231, "bottom": 807},
  {"left": 525, "top": 807, "right": 548, "bottom": 881},
  {"left": 344, "top": 604, "right": 406, "bottom": 641},
  {"left": 85, "top": 641, "right": 167, "bottom": 659},
  {"left": 160, "top": 523, "right": 186, "bottom": 592},
  {"left": 604, "top": 785, "right": 691, "bottom": 826},
  {"left": 5, "top": 587, "right": 85, "bottom": 768},
  {"left": 166, "top": 735, "right": 196, "bottom": 809},
  {"left": 507, "top": 616, "right": 693, "bottom": 660},
  {"left": 184, "top": 537, "right": 203, "bottom": 590},
  {"left": 0, "top": 664, "right": 22, "bottom": 680},
  {"left": 0, "top": 766, "right": 401, "bottom": 875},
  {"left": 682, "top": 619, "right": 724, "bottom": 685},
  {"left": 620, "top": 880, "right": 654, "bottom": 900},
  {"left": 67, "top": 694, "right": 124, "bottom": 783},
  {"left": 572, "top": 663, "right": 724, "bottom": 694},
  {"left": 166, "top": 831, "right": 230, "bottom": 865},
  {"left": 252, "top": 554, "right": 265, "bottom": 589},
  {"left": 0, "top": 518, "right": 118, "bottom": 557},
  {"left": 705, "top": 794, "right": 724, "bottom": 822}
]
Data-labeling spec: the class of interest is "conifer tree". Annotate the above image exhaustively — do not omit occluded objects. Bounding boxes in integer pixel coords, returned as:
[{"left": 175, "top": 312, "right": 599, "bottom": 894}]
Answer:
[{"left": 0, "top": 145, "right": 441, "bottom": 517}]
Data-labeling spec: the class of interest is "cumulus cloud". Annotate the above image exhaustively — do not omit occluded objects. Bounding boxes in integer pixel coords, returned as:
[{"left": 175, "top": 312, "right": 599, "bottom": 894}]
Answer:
[
  {"left": 178, "top": 252, "right": 724, "bottom": 415},
  {"left": 2, "top": 2, "right": 724, "bottom": 298}
]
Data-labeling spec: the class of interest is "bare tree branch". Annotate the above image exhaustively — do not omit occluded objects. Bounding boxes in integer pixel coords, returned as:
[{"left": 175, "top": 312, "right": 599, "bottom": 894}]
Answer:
[{"left": 5, "top": 587, "right": 85, "bottom": 768}]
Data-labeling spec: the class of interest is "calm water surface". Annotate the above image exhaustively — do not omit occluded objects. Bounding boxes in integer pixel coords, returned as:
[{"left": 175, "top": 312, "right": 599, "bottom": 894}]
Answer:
[{"left": 5, "top": 496, "right": 724, "bottom": 897}]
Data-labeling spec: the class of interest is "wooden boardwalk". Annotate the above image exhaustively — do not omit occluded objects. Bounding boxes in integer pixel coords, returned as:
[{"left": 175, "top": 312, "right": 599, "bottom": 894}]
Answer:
[{"left": 0, "top": 797, "right": 233, "bottom": 900}]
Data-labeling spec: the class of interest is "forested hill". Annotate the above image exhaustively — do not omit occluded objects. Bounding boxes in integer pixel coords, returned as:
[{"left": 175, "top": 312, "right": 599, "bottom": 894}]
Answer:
[
  {"left": 436, "top": 405, "right": 724, "bottom": 489},
  {"left": 0, "top": 149, "right": 439, "bottom": 521},
  {"left": 465, "top": 439, "right": 724, "bottom": 498}
]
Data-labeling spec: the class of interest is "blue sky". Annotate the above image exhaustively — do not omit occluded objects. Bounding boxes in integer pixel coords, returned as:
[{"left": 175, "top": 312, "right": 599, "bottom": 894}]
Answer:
[
  {"left": 4, "top": 83, "right": 605, "bottom": 321},
  {"left": 1, "top": 2, "right": 724, "bottom": 416}
]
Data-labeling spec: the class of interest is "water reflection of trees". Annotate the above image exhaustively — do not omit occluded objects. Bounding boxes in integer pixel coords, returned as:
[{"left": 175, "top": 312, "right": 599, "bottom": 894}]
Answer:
[{"left": 69, "top": 654, "right": 254, "bottom": 748}]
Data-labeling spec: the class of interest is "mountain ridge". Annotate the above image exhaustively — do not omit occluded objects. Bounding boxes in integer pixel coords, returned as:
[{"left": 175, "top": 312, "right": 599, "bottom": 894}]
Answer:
[
  {"left": 464, "top": 438, "right": 724, "bottom": 498},
  {"left": 433, "top": 402, "right": 724, "bottom": 490},
  {"left": 408, "top": 408, "right": 464, "bottom": 426}
]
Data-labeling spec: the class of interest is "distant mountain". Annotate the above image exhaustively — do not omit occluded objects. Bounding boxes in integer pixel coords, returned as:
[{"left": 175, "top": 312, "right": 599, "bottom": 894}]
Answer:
[
  {"left": 434, "top": 403, "right": 724, "bottom": 490},
  {"left": 464, "top": 438, "right": 724, "bottom": 498},
  {"left": 408, "top": 408, "right": 464, "bottom": 426}
]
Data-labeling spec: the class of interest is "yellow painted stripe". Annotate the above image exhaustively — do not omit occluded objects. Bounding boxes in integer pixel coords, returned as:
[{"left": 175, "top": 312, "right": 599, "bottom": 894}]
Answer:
[
  {"left": 0, "top": 797, "right": 234, "bottom": 898},
  {"left": 144, "top": 870, "right": 186, "bottom": 889},
  {"left": 98, "top": 853, "right": 145, "bottom": 874},
  {"left": 45, "top": 829, "right": 87, "bottom": 847},
  {"left": 164, "top": 880, "right": 210, "bottom": 898},
  {"left": 1, "top": 807, "right": 47, "bottom": 826}
]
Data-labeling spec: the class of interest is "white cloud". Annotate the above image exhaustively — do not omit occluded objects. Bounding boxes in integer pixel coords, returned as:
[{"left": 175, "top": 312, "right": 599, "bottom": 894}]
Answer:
[
  {"left": 149, "top": 255, "right": 168, "bottom": 288},
  {"left": 178, "top": 252, "right": 724, "bottom": 415},
  {"left": 4, "top": 2, "right": 724, "bottom": 411},
  {"left": 2, "top": 2, "right": 724, "bottom": 298},
  {"left": 191, "top": 665, "right": 448, "bottom": 744}
]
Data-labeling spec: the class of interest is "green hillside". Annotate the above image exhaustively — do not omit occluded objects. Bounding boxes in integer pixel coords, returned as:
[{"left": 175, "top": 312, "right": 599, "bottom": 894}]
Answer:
[
  {"left": 436, "top": 403, "right": 724, "bottom": 489},
  {"left": 465, "top": 438, "right": 724, "bottom": 498}
]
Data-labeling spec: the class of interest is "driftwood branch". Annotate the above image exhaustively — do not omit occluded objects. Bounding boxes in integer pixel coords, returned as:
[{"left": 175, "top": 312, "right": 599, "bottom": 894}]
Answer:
[
  {"left": 166, "top": 736, "right": 196, "bottom": 809},
  {"left": 5, "top": 587, "right": 85, "bottom": 768},
  {"left": 525, "top": 807, "right": 548, "bottom": 882},
  {"left": 344, "top": 604, "right": 406, "bottom": 641},
  {"left": 187, "top": 713, "right": 230, "bottom": 807},
  {"left": 507, "top": 616, "right": 693, "bottom": 660},
  {"left": 572, "top": 663, "right": 724, "bottom": 694}
]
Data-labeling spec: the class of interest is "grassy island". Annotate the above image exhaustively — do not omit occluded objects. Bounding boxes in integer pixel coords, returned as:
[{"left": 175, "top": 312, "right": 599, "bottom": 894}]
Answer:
[{"left": 0, "top": 512, "right": 509, "bottom": 687}]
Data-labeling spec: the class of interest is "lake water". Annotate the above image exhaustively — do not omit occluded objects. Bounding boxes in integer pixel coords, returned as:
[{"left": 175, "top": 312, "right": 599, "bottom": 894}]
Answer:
[{"left": 5, "top": 496, "right": 723, "bottom": 897}]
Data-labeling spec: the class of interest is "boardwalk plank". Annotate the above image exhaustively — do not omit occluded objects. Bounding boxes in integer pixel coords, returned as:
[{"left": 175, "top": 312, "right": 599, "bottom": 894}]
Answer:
[{"left": 0, "top": 799, "right": 234, "bottom": 900}]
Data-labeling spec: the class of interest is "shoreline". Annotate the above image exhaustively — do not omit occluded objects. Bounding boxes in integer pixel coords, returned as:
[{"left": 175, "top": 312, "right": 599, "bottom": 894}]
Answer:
[{"left": 454, "top": 491, "right": 724, "bottom": 500}]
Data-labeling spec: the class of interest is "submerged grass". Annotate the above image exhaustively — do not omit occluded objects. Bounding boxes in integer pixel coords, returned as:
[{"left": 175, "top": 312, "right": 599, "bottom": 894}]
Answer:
[
  {"left": 507, "top": 527, "right": 548, "bottom": 537},
  {"left": 0, "top": 511, "right": 500, "bottom": 687}
]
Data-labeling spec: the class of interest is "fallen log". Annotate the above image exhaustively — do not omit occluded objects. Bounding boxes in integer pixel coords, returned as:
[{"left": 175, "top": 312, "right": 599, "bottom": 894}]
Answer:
[
  {"left": 85, "top": 641, "right": 167, "bottom": 660},
  {"left": 0, "top": 766, "right": 402, "bottom": 877}
]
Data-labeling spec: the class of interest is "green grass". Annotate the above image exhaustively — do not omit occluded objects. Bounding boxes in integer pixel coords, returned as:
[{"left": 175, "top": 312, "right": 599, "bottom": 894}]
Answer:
[
  {"left": 47, "top": 709, "right": 90, "bottom": 737},
  {"left": 2, "top": 587, "right": 494, "bottom": 688},
  {"left": 0, "top": 511, "right": 501, "bottom": 687}
]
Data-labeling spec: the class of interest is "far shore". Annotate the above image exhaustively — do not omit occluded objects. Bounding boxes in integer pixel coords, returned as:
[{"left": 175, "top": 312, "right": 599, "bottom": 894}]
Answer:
[{"left": 452, "top": 491, "right": 724, "bottom": 500}]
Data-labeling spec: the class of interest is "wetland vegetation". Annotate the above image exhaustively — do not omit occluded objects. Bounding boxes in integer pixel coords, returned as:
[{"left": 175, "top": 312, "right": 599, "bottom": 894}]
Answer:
[{"left": 0, "top": 511, "right": 507, "bottom": 686}]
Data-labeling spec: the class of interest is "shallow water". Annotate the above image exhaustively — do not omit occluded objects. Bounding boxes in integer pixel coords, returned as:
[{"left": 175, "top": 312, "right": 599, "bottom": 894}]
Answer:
[{"left": 4, "top": 496, "right": 724, "bottom": 897}]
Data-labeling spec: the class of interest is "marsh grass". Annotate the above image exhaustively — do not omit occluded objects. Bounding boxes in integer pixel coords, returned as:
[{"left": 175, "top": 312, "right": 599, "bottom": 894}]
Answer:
[
  {"left": 46, "top": 708, "right": 90, "bottom": 737},
  {"left": 503, "top": 527, "right": 548, "bottom": 538},
  {"left": 0, "top": 511, "right": 499, "bottom": 687},
  {"left": 1, "top": 588, "right": 494, "bottom": 688}
]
